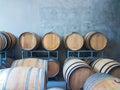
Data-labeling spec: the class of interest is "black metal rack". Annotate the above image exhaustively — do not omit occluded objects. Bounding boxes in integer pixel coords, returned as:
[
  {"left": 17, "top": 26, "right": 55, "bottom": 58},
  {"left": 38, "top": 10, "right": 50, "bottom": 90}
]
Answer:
[
  {"left": 0, "top": 51, "right": 7, "bottom": 66},
  {"left": 67, "top": 50, "right": 104, "bottom": 60}
]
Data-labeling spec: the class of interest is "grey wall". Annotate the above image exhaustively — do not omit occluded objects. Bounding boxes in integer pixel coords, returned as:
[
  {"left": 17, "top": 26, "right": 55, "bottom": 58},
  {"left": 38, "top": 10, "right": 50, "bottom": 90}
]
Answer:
[{"left": 0, "top": 0, "right": 120, "bottom": 61}]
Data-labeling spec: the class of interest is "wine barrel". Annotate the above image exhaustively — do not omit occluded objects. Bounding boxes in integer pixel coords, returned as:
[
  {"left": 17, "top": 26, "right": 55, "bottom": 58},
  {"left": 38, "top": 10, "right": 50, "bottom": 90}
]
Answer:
[
  {"left": 63, "top": 57, "right": 93, "bottom": 90},
  {"left": 84, "top": 32, "right": 107, "bottom": 50},
  {"left": 5, "top": 32, "right": 17, "bottom": 50},
  {"left": 47, "top": 87, "right": 65, "bottom": 90},
  {"left": 47, "top": 60, "right": 59, "bottom": 77},
  {"left": 11, "top": 58, "right": 59, "bottom": 77},
  {"left": 42, "top": 32, "right": 61, "bottom": 50},
  {"left": 84, "top": 73, "right": 120, "bottom": 90},
  {"left": 19, "top": 32, "right": 40, "bottom": 50},
  {"left": 1, "top": 57, "right": 13, "bottom": 68},
  {"left": 92, "top": 58, "right": 120, "bottom": 78},
  {"left": 0, "top": 32, "right": 17, "bottom": 50},
  {"left": 0, "top": 67, "right": 46, "bottom": 90},
  {"left": 64, "top": 32, "right": 84, "bottom": 50}
]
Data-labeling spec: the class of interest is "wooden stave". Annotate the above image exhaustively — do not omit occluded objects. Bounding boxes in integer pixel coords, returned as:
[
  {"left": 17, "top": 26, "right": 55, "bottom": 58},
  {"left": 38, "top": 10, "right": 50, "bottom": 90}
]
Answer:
[
  {"left": 19, "top": 32, "right": 41, "bottom": 50},
  {"left": 42, "top": 32, "right": 61, "bottom": 51},
  {"left": 83, "top": 73, "right": 120, "bottom": 90},
  {"left": 0, "top": 67, "right": 46, "bottom": 90},
  {"left": 64, "top": 32, "right": 84, "bottom": 51}
]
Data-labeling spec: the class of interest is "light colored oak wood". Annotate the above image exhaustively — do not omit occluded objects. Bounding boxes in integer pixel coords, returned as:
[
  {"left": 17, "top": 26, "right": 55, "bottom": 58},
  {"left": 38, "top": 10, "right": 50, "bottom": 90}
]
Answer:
[
  {"left": 42, "top": 32, "right": 61, "bottom": 50},
  {"left": 70, "top": 68, "right": 93, "bottom": 90},
  {"left": 47, "top": 60, "right": 59, "bottom": 77},
  {"left": 64, "top": 32, "right": 84, "bottom": 50},
  {"left": 0, "top": 67, "right": 46, "bottom": 90},
  {"left": 84, "top": 32, "right": 107, "bottom": 50},
  {"left": 19, "top": 32, "right": 40, "bottom": 50}
]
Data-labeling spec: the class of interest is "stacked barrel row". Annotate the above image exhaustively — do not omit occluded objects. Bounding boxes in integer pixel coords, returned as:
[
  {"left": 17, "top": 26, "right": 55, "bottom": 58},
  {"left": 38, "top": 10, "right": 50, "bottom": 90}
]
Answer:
[
  {"left": 63, "top": 57, "right": 120, "bottom": 90},
  {"left": 18, "top": 31, "right": 107, "bottom": 51},
  {"left": 0, "top": 57, "right": 120, "bottom": 90}
]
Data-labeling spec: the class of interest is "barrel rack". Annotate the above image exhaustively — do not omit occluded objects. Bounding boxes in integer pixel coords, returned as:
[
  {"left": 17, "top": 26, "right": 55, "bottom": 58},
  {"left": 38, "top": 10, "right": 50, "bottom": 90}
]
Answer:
[
  {"left": 21, "top": 50, "right": 104, "bottom": 89},
  {"left": 67, "top": 50, "right": 104, "bottom": 60},
  {"left": 0, "top": 51, "right": 7, "bottom": 66},
  {"left": 21, "top": 50, "right": 58, "bottom": 60}
]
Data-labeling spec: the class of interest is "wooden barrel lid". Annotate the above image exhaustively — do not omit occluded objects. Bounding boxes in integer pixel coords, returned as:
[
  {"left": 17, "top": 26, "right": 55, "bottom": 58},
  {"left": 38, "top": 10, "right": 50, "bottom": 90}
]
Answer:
[
  {"left": 42, "top": 32, "right": 61, "bottom": 50},
  {"left": 19, "top": 32, "right": 40, "bottom": 50},
  {"left": 48, "top": 60, "right": 59, "bottom": 77},
  {"left": 64, "top": 32, "right": 84, "bottom": 50}
]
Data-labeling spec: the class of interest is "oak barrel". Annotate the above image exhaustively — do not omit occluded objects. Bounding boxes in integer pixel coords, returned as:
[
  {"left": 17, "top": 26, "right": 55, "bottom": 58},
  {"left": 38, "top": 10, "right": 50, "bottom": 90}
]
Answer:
[
  {"left": 92, "top": 58, "right": 120, "bottom": 78},
  {"left": 0, "top": 32, "right": 17, "bottom": 50},
  {"left": 84, "top": 73, "right": 120, "bottom": 90},
  {"left": 0, "top": 67, "right": 46, "bottom": 90},
  {"left": 63, "top": 57, "right": 93, "bottom": 90},
  {"left": 64, "top": 32, "right": 84, "bottom": 50},
  {"left": 11, "top": 58, "right": 59, "bottom": 77},
  {"left": 42, "top": 32, "right": 61, "bottom": 50},
  {"left": 19, "top": 32, "right": 40, "bottom": 50},
  {"left": 84, "top": 32, "right": 107, "bottom": 50}
]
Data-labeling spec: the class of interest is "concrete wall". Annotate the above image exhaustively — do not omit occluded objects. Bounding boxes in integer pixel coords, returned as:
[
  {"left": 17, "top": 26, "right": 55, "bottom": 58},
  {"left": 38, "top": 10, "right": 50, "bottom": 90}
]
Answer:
[{"left": 0, "top": 0, "right": 120, "bottom": 61}]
